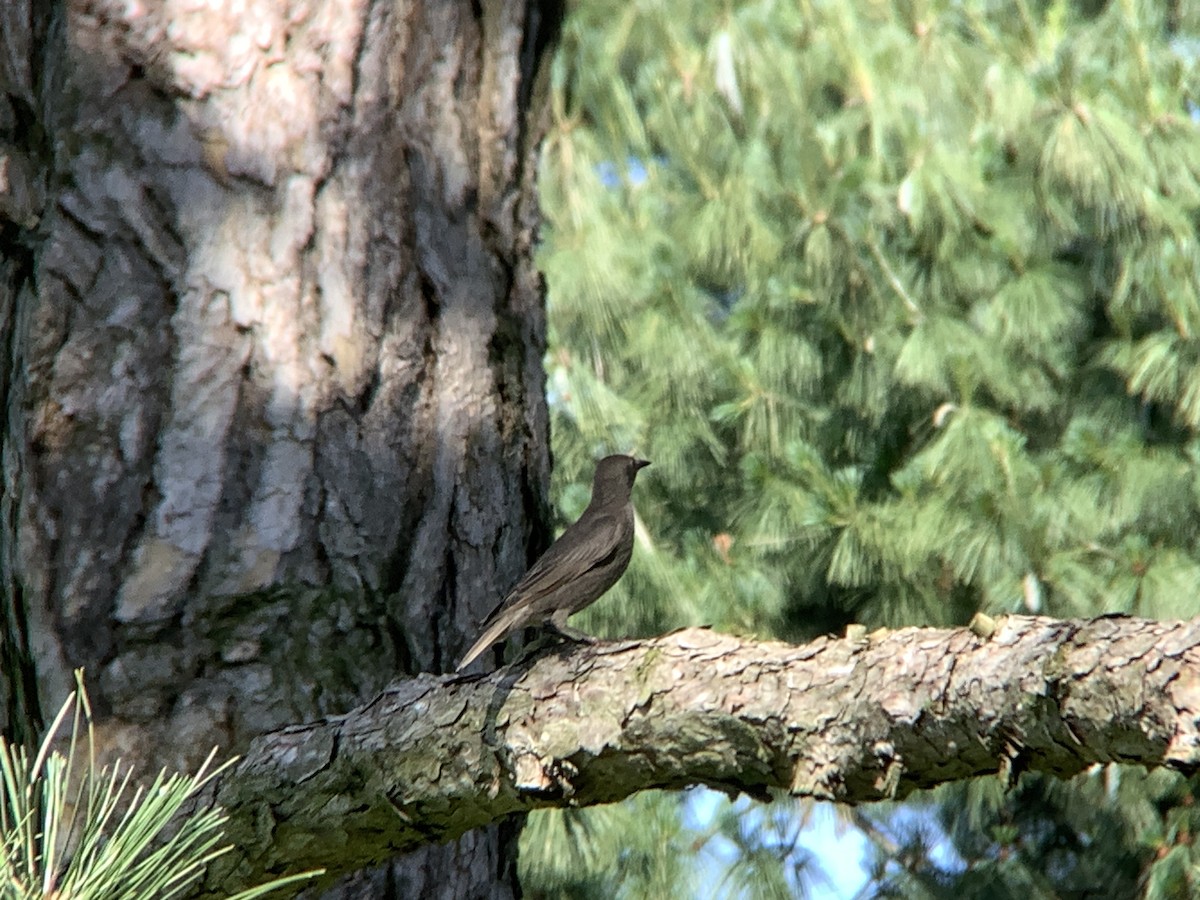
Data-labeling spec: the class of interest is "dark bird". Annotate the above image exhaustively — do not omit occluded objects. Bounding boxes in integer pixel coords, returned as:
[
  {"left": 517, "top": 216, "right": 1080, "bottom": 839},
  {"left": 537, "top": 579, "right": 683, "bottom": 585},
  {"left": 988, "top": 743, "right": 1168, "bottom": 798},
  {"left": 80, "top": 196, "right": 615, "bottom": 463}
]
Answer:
[{"left": 456, "top": 454, "right": 651, "bottom": 671}]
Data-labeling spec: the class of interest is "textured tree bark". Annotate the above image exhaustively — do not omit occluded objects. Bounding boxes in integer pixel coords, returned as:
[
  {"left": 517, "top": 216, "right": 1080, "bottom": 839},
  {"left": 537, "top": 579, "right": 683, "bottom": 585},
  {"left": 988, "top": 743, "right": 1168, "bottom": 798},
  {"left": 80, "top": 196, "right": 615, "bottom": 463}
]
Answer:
[
  {"left": 198, "top": 614, "right": 1200, "bottom": 893},
  {"left": 0, "top": 0, "right": 560, "bottom": 896}
]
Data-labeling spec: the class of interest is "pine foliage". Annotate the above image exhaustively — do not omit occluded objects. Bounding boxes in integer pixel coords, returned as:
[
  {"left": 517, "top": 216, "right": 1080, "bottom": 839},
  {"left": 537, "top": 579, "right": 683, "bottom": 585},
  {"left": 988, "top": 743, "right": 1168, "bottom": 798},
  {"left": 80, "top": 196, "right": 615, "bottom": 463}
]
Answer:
[
  {"left": 543, "top": 0, "right": 1200, "bottom": 640},
  {"left": 525, "top": 0, "right": 1200, "bottom": 896},
  {"left": 0, "top": 673, "right": 317, "bottom": 899}
]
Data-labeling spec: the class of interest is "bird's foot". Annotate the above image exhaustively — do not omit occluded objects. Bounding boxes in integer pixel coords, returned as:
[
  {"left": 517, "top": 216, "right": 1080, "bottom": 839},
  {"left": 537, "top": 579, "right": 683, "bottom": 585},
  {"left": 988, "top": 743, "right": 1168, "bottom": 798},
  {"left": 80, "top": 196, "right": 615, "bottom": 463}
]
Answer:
[
  {"left": 507, "top": 628, "right": 593, "bottom": 667},
  {"left": 544, "top": 621, "right": 596, "bottom": 644}
]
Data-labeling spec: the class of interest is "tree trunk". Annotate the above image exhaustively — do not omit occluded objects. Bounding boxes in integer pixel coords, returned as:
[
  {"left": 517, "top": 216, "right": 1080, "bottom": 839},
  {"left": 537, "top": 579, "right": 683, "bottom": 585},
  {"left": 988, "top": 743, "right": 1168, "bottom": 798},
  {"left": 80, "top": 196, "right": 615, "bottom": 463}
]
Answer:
[{"left": 0, "top": 0, "right": 561, "bottom": 895}]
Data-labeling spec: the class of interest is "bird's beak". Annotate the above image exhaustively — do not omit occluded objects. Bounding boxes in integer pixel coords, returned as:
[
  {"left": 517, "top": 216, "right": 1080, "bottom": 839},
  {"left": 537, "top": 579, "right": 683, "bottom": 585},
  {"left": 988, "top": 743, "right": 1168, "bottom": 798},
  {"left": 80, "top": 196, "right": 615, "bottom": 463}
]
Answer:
[{"left": 633, "top": 458, "right": 651, "bottom": 471}]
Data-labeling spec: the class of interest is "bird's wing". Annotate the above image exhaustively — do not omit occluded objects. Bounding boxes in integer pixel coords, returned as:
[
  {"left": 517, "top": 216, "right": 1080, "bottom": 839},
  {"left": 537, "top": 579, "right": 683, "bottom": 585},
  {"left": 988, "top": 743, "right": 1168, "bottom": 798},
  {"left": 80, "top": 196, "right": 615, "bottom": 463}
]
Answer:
[
  {"left": 469, "top": 509, "right": 624, "bottom": 634},
  {"left": 456, "top": 510, "right": 627, "bottom": 672},
  {"left": 500, "top": 509, "right": 627, "bottom": 608}
]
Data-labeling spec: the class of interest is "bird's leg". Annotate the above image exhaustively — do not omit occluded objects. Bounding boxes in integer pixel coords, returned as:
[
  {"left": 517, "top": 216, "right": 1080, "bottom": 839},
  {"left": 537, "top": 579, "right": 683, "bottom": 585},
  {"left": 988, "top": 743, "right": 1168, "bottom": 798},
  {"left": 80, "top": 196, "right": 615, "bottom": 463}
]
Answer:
[
  {"left": 509, "top": 634, "right": 556, "bottom": 666},
  {"left": 545, "top": 608, "right": 596, "bottom": 643}
]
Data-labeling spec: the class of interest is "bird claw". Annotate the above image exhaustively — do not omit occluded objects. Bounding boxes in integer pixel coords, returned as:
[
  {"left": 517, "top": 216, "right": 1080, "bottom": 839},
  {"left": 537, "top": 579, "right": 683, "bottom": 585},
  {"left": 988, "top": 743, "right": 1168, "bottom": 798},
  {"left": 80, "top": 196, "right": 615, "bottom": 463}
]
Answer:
[{"left": 544, "top": 622, "right": 595, "bottom": 643}]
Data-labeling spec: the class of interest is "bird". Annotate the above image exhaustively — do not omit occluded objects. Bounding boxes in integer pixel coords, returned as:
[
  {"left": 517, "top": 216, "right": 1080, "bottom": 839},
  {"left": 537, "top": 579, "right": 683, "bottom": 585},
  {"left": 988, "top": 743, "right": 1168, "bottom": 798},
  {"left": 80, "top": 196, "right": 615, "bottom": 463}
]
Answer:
[{"left": 456, "top": 454, "right": 651, "bottom": 671}]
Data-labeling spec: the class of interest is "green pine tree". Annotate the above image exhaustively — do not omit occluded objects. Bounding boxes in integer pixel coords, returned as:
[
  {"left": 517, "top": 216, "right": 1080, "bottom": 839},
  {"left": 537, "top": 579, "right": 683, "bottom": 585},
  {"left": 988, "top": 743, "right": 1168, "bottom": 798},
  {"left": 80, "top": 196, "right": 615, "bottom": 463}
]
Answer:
[{"left": 523, "top": 0, "right": 1200, "bottom": 896}]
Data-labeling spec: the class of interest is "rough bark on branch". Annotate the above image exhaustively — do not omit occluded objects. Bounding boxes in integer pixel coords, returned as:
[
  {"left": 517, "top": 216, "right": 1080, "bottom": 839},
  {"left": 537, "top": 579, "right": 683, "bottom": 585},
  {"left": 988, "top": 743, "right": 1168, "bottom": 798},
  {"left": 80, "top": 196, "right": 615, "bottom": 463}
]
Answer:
[{"left": 205, "top": 614, "right": 1200, "bottom": 894}]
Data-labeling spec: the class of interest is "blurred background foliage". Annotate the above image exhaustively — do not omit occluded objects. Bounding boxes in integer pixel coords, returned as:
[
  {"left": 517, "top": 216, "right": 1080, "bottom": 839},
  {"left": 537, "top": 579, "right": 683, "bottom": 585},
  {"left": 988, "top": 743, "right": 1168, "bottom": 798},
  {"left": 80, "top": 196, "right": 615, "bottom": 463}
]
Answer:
[{"left": 522, "top": 0, "right": 1200, "bottom": 897}]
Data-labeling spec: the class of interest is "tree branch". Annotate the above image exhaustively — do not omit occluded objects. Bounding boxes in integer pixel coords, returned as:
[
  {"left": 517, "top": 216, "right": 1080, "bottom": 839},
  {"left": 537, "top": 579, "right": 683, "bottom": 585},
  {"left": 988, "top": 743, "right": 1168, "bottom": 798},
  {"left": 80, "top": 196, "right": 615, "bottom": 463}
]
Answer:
[{"left": 203, "top": 614, "right": 1200, "bottom": 894}]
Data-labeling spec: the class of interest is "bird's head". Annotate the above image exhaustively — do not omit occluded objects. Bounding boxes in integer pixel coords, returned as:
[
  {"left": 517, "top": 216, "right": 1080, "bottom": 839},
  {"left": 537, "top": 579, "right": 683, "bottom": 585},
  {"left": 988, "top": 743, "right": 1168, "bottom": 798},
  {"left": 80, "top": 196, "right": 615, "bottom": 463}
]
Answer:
[{"left": 591, "top": 454, "right": 650, "bottom": 506}]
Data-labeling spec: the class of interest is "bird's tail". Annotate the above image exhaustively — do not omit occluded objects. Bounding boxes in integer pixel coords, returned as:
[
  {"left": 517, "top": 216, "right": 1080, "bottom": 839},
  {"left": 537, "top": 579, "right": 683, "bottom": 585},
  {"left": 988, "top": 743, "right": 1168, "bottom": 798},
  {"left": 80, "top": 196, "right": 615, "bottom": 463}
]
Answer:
[{"left": 456, "top": 604, "right": 525, "bottom": 671}]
